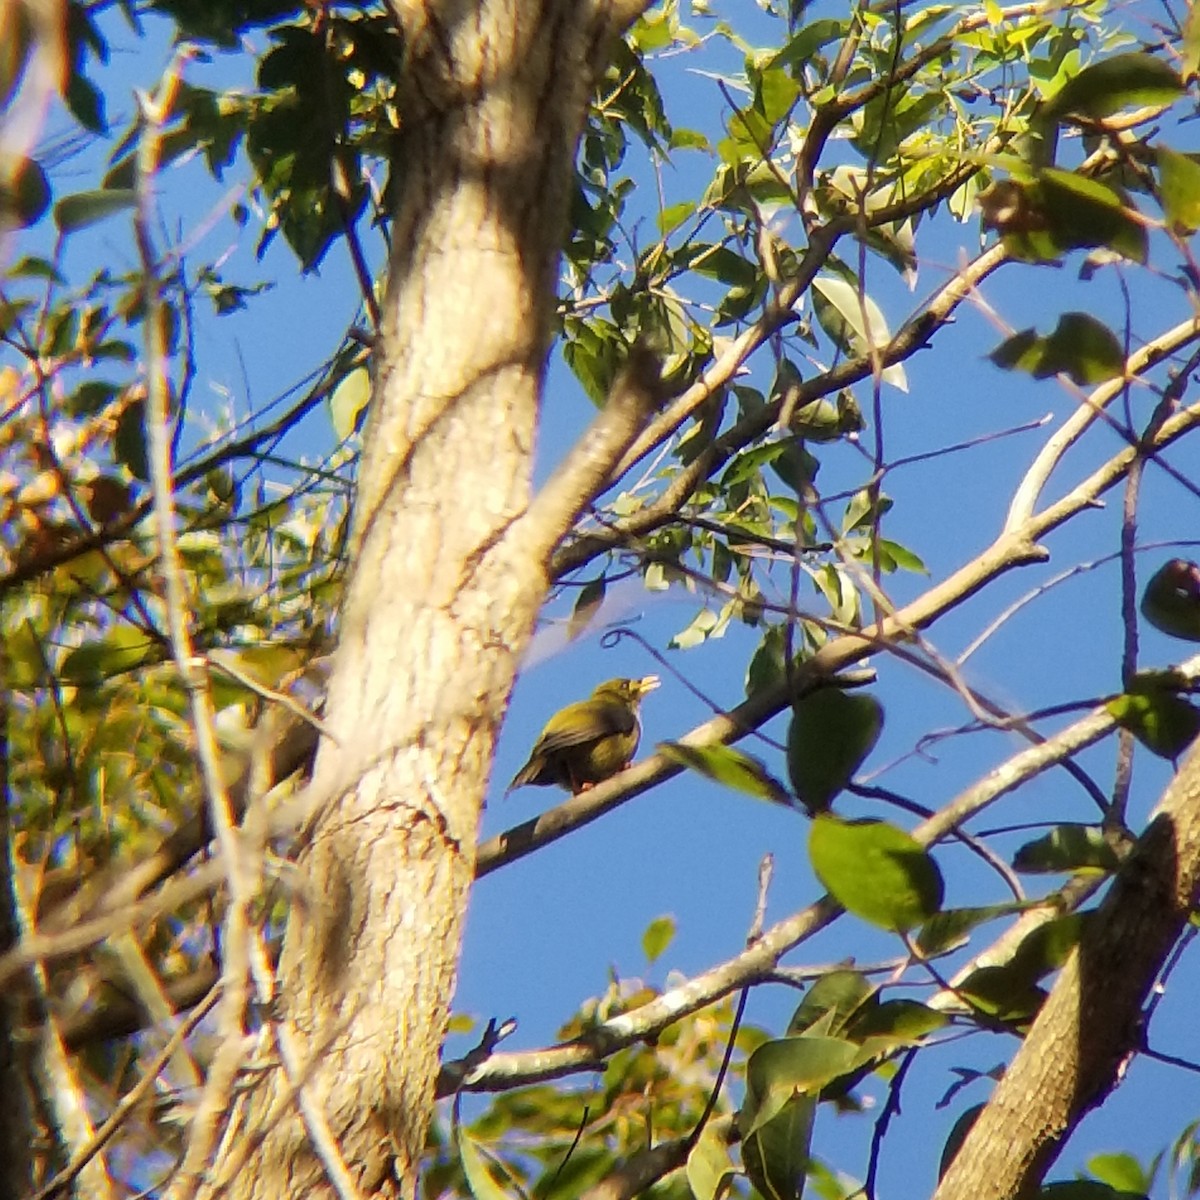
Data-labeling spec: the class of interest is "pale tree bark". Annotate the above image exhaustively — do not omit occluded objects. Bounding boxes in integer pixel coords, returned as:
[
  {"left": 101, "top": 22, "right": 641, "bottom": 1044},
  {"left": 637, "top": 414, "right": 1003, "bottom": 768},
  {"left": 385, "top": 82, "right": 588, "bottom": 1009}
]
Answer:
[
  {"left": 934, "top": 741, "right": 1200, "bottom": 1200},
  {"left": 198, "top": 3, "right": 654, "bottom": 1199}
]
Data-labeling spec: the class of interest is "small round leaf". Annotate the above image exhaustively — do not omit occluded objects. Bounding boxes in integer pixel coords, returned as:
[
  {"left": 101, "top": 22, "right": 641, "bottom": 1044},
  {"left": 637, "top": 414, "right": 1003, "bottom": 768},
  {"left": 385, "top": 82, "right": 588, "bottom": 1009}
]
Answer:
[{"left": 809, "top": 816, "right": 943, "bottom": 931}]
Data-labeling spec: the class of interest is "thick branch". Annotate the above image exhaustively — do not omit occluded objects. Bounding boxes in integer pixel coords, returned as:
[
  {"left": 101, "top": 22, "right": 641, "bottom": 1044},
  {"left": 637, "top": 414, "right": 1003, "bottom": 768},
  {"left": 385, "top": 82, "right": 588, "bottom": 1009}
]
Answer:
[
  {"left": 518, "top": 344, "right": 666, "bottom": 567},
  {"left": 934, "top": 742, "right": 1200, "bottom": 1200},
  {"left": 1006, "top": 316, "right": 1200, "bottom": 531}
]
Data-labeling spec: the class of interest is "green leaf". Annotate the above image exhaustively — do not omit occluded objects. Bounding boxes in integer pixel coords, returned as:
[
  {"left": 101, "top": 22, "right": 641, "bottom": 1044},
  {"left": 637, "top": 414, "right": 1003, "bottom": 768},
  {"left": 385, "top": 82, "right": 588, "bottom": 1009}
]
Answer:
[
  {"left": 568, "top": 576, "right": 606, "bottom": 641},
  {"left": 1040, "top": 170, "right": 1147, "bottom": 264},
  {"left": 1141, "top": 559, "right": 1200, "bottom": 641},
  {"left": 742, "top": 1036, "right": 859, "bottom": 1137},
  {"left": 1086, "top": 1152, "right": 1152, "bottom": 1194},
  {"left": 329, "top": 366, "right": 371, "bottom": 440},
  {"left": 457, "top": 1129, "right": 517, "bottom": 1200},
  {"left": 686, "top": 1121, "right": 738, "bottom": 1200},
  {"left": 746, "top": 624, "right": 788, "bottom": 698},
  {"left": 769, "top": 439, "right": 819, "bottom": 493},
  {"left": 114, "top": 399, "right": 150, "bottom": 482},
  {"left": 657, "top": 199, "right": 694, "bottom": 235},
  {"left": 983, "top": 173, "right": 1147, "bottom": 264},
  {"left": 1107, "top": 688, "right": 1200, "bottom": 760},
  {"left": 1037, "top": 1184, "right": 1148, "bottom": 1199},
  {"left": 668, "top": 127, "right": 710, "bottom": 152},
  {"left": 658, "top": 741, "right": 793, "bottom": 804},
  {"left": 1044, "top": 52, "right": 1183, "bottom": 120},
  {"left": 787, "top": 969, "right": 874, "bottom": 1037},
  {"left": 60, "top": 626, "right": 157, "bottom": 685},
  {"left": 811, "top": 276, "right": 907, "bottom": 391},
  {"left": 917, "top": 903, "right": 1026, "bottom": 956},
  {"left": 1012, "top": 825, "right": 1119, "bottom": 874},
  {"left": 53, "top": 187, "right": 136, "bottom": 234},
  {"left": 787, "top": 687, "right": 883, "bottom": 813},
  {"left": 989, "top": 312, "right": 1125, "bottom": 385},
  {"left": 843, "top": 999, "right": 949, "bottom": 1048},
  {"left": 1009, "top": 914, "right": 1086, "bottom": 979},
  {"left": 754, "top": 65, "right": 800, "bottom": 126},
  {"left": 955, "top": 963, "right": 1047, "bottom": 1023},
  {"left": 742, "top": 1093, "right": 815, "bottom": 1200},
  {"left": 940, "top": 1105, "right": 985, "bottom": 1179},
  {"left": 0, "top": 157, "right": 51, "bottom": 229},
  {"left": 641, "top": 914, "right": 676, "bottom": 964},
  {"left": 809, "top": 816, "right": 944, "bottom": 932},
  {"left": 1158, "top": 148, "right": 1200, "bottom": 233}
]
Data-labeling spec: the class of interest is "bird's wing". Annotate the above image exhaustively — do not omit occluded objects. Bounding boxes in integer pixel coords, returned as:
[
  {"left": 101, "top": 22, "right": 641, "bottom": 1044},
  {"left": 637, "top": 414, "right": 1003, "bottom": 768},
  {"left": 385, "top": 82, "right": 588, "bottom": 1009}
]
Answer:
[{"left": 531, "top": 698, "right": 636, "bottom": 755}]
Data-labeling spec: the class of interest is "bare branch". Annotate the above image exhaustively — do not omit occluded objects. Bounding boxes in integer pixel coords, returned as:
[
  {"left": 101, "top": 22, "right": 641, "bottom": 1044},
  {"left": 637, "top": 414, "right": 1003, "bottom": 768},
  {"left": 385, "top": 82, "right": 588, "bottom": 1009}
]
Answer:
[
  {"left": 1005, "top": 316, "right": 1200, "bottom": 531},
  {"left": 552, "top": 242, "right": 1009, "bottom": 580},
  {"left": 32, "top": 989, "right": 222, "bottom": 1200},
  {"left": 519, "top": 344, "right": 667, "bottom": 567}
]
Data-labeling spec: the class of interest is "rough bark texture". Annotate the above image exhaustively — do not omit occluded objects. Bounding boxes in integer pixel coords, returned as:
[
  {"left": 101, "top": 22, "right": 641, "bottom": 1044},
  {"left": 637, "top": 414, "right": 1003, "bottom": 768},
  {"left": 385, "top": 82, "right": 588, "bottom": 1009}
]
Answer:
[
  {"left": 0, "top": 663, "right": 34, "bottom": 1198},
  {"left": 206, "top": 4, "right": 640, "bottom": 1198},
  {"left": 934, "top": 742, "right": 1200, "bottom": 1200}
]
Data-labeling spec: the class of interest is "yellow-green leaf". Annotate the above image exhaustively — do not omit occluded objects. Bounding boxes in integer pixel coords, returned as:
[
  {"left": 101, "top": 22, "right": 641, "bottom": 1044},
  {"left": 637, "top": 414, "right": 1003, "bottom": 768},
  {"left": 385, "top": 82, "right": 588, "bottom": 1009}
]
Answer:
[{"left": 809, "top": 816, "right": 944, "bottom": 931}]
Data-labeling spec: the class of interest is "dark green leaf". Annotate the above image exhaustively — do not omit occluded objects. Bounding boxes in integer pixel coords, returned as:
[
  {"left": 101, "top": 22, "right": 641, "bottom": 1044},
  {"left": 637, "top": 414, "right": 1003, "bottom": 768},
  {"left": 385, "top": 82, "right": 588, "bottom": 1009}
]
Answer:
[
  {"left": 658, "top": 741, "right": 793, "bottom": 804},
  {"left": 989, "top": 313, "right": 1124, "bottom": 385},
  {"left": 940, "top": 1105, "right": 985, "bottom": 1179},
  {"left": 787, "top": 687, "right": 883, "bottom": 813},
  {"left": 1107, "top": 688, "right": 1200, "bottom": 760},
  {"left": 568, "top": 576, "right": 606, "bottom": 641},
  {"left": 843, "top": 999, "right": 949, "bottom": 1047},
  {"left": 742, "top": 1093, "right": 815, "bottom": 1200},
  {"left": 787, "top": 969, "right": 874, "bottom": 1037},
  {"left": 742, "top": 1036, "right": 859, "bottom": 1137},
  {"left": 1010, "top": 914, "right": 1087, "bottom": 979},
  {"left": 769, "top": 439, "right": 819, "bottom": 494},
  {"left": 1158, "top": 148, "right": 1200, "bottom": 233},
  {"left": 0, "top": 157, "right": 51, "bottom": 228},
  {"left": 917, "top": 903, "right": 1026, "bottom": 956},
  {"left": 1037, "top": 1184, "right": 1148, "bottom": 1199},
  {"left": 1012, "top": 825, "right": 1119, "bottom": 874},
  {"left": 1141, "top": 559, "right": 1200, "bottom": 641},
  {"left": 65, "top": 69, "right": 107, "bottom": 132},
  {"left": 54, "top": 188, "right": 136, "bottom": 234},
  {"left": 746, "top": 625, "right": 788, "bottom": 699},
  {"left": 955, "top": 963, "right": 1047, "bottom": 1023},
  {"left": 1044, "top": 52, "right": 1183, "bottom": 120},
  {"left": 114, "top": 400, "right": 150, "bottom": 482},
  {"left": 809, "top": 816, "right": 944, "bottom": 931}
]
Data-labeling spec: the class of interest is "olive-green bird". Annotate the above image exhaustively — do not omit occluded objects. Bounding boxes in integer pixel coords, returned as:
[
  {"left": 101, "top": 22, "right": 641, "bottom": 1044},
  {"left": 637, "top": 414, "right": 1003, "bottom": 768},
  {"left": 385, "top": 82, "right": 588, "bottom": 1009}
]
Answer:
[{"left": 506, "top": 676, "right": 660, "bottom": 795}]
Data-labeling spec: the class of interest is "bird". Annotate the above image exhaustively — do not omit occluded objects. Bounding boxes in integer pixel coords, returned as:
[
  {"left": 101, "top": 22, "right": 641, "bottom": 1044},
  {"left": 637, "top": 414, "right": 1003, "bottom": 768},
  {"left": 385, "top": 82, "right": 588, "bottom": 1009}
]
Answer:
[{"left": 506, "top": 676, "right": 660, "bottom": 795}]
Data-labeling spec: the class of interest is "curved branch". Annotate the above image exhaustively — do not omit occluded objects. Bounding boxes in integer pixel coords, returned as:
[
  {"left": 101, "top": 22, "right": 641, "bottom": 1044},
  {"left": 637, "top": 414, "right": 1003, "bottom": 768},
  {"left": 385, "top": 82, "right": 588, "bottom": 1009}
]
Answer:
[
  {"left": 518, "top": 344, "right": 667, "bottom": 567},
  {"left": 1005, "top": 315, "right": 1200, "bottom": 531},
  {"left": 552, "top": 242, "right": 1010, "bottom": 580},
  {"left": 448, "top": 676, "right": 1157, "bottom": 1096}
]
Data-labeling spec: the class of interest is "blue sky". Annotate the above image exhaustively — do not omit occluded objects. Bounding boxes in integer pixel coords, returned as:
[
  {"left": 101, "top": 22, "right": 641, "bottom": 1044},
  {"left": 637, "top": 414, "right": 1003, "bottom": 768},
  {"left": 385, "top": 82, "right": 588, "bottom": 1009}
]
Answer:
[{"left": 11, "top": 1, "right": 1200, "bottom": 1195}]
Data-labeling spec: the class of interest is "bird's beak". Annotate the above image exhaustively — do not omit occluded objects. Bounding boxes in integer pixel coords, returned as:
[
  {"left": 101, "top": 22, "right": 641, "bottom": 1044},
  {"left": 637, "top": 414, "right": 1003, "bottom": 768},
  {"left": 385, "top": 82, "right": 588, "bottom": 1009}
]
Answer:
[{"left": 637, "top": 675, "right": 661, "bottom": 695}]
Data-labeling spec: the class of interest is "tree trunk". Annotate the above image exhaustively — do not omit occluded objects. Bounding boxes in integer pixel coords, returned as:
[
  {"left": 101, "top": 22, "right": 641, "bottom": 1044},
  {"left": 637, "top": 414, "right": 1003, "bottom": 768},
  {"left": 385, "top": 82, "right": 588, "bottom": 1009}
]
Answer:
[
  {"left": 934, "top": 743, "right": 1200, "bottom": 1200},
  {"left": 205, "top": 4, "right": 648, "bottom": 1197}
]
